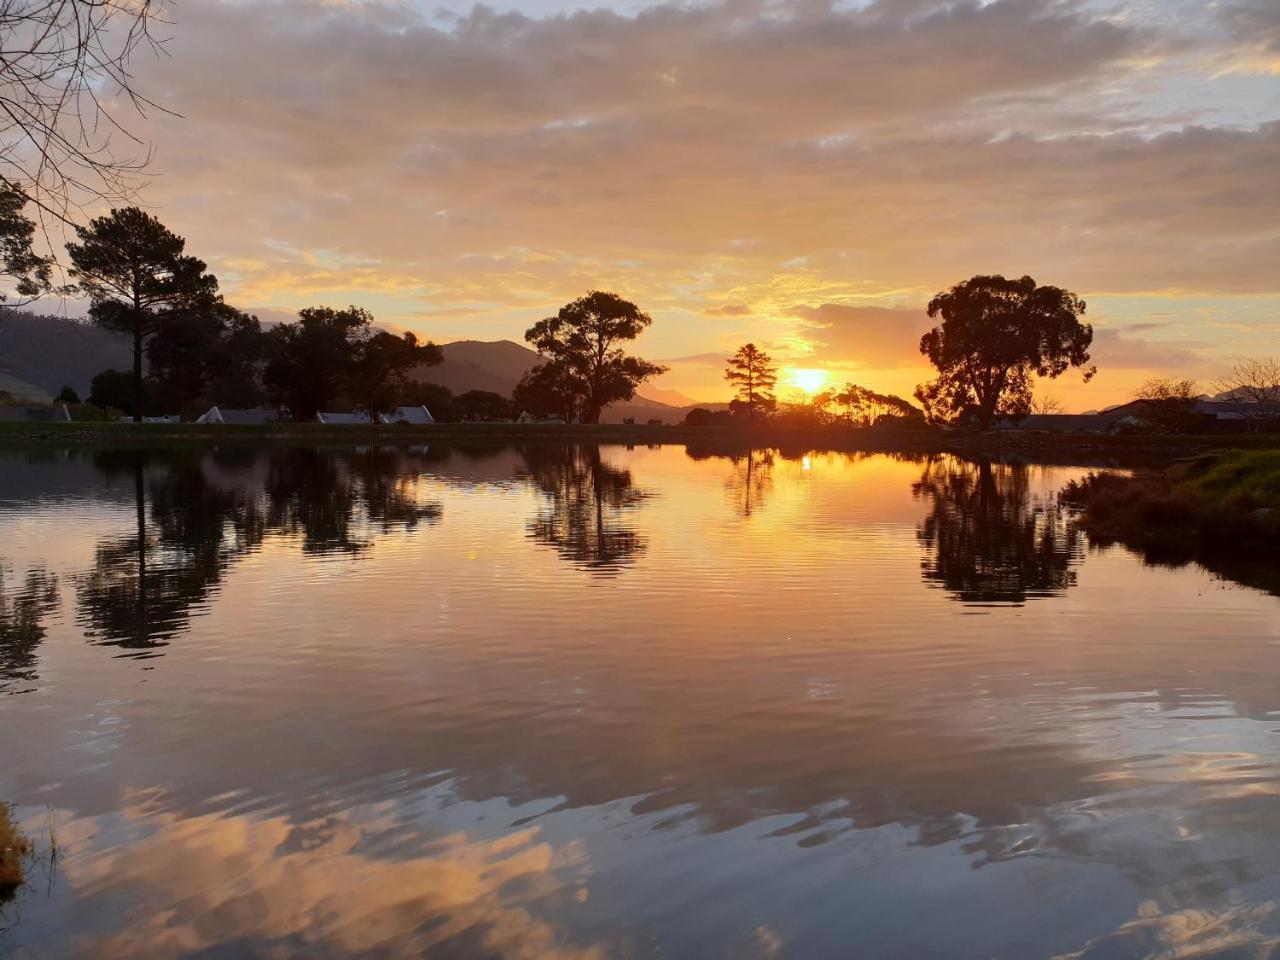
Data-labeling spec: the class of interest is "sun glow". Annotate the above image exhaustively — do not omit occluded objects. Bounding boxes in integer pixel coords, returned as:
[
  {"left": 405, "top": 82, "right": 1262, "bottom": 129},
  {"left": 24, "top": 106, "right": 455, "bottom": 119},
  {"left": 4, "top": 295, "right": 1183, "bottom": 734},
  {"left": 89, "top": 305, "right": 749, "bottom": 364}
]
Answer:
[{"left": 786, "top": 368, "right": 828, "bottom": 395}]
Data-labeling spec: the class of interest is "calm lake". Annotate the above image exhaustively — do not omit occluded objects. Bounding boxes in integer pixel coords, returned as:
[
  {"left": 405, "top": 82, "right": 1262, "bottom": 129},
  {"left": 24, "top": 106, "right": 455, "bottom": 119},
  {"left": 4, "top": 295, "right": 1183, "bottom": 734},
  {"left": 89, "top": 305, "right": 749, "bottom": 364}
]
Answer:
[{"left": 2, "top": 443, "right": 1279, "bottom": 959}]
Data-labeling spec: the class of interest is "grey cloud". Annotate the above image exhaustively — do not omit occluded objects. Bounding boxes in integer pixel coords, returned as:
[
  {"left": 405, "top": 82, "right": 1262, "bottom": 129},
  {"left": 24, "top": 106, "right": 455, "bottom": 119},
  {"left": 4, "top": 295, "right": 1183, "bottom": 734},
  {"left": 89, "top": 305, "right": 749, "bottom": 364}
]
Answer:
[
  {"left": 108, "top": 0, "right": 1280, "bottom": 338},
  {"left": 1089, "top": 328, "right": 1209, "bottom": 371}
]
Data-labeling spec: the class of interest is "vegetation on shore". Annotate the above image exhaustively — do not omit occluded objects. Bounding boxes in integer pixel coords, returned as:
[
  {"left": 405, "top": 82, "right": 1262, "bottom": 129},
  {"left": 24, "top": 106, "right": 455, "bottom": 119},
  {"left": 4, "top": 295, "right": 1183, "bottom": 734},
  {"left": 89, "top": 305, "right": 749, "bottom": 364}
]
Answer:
[
  {"left": 1062, "top": 452, "right": 1280, "bottom": 590},
  {"left": 0, "top": 804, "right": 30, "bottom": 902}
]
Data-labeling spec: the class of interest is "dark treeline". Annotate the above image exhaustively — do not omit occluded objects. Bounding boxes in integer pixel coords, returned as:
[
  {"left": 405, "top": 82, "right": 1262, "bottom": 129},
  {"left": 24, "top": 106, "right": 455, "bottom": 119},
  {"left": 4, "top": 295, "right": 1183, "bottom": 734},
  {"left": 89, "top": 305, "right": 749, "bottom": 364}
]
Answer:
[{"left": 0, "top": 196, "right": 670, "bottom": 424}]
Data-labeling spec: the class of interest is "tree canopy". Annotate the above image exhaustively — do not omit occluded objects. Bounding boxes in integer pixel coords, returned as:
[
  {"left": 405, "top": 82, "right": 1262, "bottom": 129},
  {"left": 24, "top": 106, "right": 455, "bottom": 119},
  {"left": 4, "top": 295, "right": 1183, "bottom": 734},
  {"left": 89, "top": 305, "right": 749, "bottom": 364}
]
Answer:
[
  {"left": 148, "top": 303, "right": 266, "bottom": 415},
  {"left": 820, "top": 383, "right": 919, "bottom": 426},
  {"left": 263, "top": 306, "right": 372, "bottom": 420},
  {"left": 512, "top": 362, "right": 581, "bottom": 421},
  {"left": 0, "top": 188, "right": 51, "bottom": 303},
  {"left": 68, "top": 207, "right": 219, "bottom": 420},
  {"left": 350, "top": 330, "right": 442, "bottom": 417},
  {"left": 724, "top": 343, "right": 777, "bottom": 418},
  {"left": 915, "top": 275, "right": 1093, "bottom": 429},
  {"left": 524, "top": 291, "right": 666, "bottom": 424}
]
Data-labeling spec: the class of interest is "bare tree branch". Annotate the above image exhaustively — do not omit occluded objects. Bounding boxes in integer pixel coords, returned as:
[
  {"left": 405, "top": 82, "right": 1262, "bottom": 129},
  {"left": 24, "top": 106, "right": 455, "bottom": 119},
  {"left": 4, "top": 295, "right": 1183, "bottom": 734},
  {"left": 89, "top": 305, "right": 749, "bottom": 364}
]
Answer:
[{"left": 0, "top": 0, "right": 170, "bottom": 226}]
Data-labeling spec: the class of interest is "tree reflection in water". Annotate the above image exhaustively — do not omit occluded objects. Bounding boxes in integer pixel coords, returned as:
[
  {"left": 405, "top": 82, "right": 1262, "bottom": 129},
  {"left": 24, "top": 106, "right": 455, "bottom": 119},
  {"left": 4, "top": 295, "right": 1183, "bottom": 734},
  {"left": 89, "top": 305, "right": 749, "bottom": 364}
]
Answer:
[
  {"left": 685, "top": 443, "right": 777, "bottom": 517},
  {"left": 77, "top": 447, "right": 443, "bottom": 653},
  {"left": 914, "top": 457, "right": 1082, "bottom": 604},
  {"left": 0, "top": 566, "right": 59, "bottom": 693},
  {"left": 725, "top": 448, "right": 774, "bottom": 518},
  {"left": 518, "top": 446, "right": 649, "bottom": 574}
]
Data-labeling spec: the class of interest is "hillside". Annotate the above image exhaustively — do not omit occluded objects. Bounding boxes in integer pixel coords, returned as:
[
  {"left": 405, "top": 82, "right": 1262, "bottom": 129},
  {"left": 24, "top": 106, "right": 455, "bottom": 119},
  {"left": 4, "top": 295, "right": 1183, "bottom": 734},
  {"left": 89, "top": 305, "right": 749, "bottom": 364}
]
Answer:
[
  {"left": 0, "top": 372, "right": 53, "bottom": 404},
  {"left": 0, "top": 310, "right": 131, "bottom": 397},
  {"left": 419, "top": 339, "right": 685, "bottom": 421},
  {"left": 417, "top": 339, "right": 544, "bottom": 396}
]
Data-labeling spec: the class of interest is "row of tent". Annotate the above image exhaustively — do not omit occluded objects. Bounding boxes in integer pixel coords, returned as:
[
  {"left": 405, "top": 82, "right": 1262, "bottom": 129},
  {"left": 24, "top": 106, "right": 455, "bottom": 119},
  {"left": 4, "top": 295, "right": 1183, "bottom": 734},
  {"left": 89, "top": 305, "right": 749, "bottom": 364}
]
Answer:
[{"left": 163, "top": 405, "right": 436, "bottom": 425}]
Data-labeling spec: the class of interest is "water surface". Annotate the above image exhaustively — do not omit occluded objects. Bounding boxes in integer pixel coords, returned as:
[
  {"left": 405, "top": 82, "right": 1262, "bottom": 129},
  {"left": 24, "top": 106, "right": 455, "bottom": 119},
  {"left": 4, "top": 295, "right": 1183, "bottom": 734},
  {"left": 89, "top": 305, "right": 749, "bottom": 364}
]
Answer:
[{"left": 1, "top": 443, "right": 1279, "bottom": 959}]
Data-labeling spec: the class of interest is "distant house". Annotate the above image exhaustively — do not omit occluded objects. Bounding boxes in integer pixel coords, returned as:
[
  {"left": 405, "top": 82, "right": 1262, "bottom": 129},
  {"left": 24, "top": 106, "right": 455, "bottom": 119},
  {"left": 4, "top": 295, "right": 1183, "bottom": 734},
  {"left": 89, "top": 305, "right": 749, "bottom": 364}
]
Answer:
[
  {"left": 1192, "top": 399, "right": 1251, "bottom": 421},
  {"left": 0, "top": 403, "right": 71, "bottom": 423},
  {"left": 1005, "top": 397, "right": 1267, "bottom": 434},
  {"left": 377, "top": 405, "right": 434, "bottom": 425},
  {"left": 195, "top": 406, "right": 281, "bottom": 425},
  {"left": 1004, "top": 413, "right": 1120, "bottom": 433},
  {"left": 316, "top": 411, "right": 373, "bottom": 425},
  {"left": 140, "top": 414, "right": 182, "bottom": 424}
]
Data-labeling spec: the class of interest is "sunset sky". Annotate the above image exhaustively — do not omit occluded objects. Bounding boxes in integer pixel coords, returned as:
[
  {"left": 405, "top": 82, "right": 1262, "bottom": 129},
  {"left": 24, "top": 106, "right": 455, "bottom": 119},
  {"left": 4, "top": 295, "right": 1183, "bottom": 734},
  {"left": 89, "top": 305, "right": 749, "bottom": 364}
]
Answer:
[{"left": 103, "top": 0, "right": 1279, "bottom": 408}]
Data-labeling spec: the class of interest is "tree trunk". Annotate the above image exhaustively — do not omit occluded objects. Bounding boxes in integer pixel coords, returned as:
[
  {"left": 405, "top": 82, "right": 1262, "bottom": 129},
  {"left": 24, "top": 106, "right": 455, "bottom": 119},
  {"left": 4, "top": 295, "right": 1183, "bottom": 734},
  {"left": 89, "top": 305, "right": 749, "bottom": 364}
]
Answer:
[
  {"left": 134, "top": 458, "right": 148, "bottom": 641},
  {"left": 583, "top": 405, "right": 601, "bottom": 424},
  {"left": 132, "top": 325, "right": 143, "bottom": 423}
]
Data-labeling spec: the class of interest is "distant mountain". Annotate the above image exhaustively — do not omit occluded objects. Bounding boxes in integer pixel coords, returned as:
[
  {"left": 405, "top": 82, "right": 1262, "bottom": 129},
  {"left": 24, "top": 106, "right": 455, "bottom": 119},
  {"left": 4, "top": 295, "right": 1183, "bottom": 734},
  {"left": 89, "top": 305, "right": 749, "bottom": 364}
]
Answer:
[
  {"left": 0, "top": 310, "right": 131, "bottom": 397},
  {"left": 417, "top": 339, "right": 684, "bottom": 416},
  {"left": 417, "top": 339, "right": 543, "bottom": 396},
  {"left": 634, "top": 385, "right": 701, "bottom": 408}
]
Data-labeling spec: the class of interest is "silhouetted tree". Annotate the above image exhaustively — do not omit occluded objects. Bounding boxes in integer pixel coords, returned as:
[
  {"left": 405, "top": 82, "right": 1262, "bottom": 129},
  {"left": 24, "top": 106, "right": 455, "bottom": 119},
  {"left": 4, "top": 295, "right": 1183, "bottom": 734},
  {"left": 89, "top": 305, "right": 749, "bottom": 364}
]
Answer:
[
  {"left": 827, "top": 383, "right": 919, "bottom": 426},
  {"left": 67, "top": 208, "right": 220, "bottom": 421},
  {"left": 519, "top": 446, "right": 648, "bottom": 573},
  {"left": 724, "top": 343, "right": 777, "bottom": 419},
  {"left": 263, "top": 306, "right": 370, "bottom": 420},
  {"left": 351, "top": 330, "right": 442, "bottom": 417},
  {"left": 525, "top": 291, "right": 666, "bottom": 424},
  {"left": 0, "top": 566, "right": 59, "bottom": 692},
  {"left": 88, "top": 367, "right": 159, "bottom": 416},
  {"left": 684, "top": 407, "right": 733, "bottom": 427},
  {"left": 1213, "top": 359, "right": 1280, "bottom": 429},
  {"left": 0, "top": 189, "right": 51, "bottom": 306},
  {"left": 455, "top": 389, "right": 512, "bottom": 422},
  {"left": 55, "top": 385, "right": 79, "bottom": 404},
  {"left": 148, "top": 303, "right": 266, "bottom": 414},
  {"left": 511, "top": 361, "right": 580, "bottom": 420},
  {"left": 916, "top": 275, "right": 1094, "bottom": 430},
  {"left": 1132, "top": 378, "right": 1202, "bottom": 434},
  {"left": 412, "top": 382, "right": 456, "bottom": 422},
  {"left": 914, "top": 457, "right": 1081, "bottom": 603}
]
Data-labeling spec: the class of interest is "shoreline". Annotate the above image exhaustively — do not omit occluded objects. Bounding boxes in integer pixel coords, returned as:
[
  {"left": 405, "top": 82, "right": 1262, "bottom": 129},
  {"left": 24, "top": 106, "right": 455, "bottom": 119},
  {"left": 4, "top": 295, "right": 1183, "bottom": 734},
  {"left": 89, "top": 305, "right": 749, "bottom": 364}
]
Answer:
[{"left": 2, "top": 420, "right": 1278, "bottom": 466}]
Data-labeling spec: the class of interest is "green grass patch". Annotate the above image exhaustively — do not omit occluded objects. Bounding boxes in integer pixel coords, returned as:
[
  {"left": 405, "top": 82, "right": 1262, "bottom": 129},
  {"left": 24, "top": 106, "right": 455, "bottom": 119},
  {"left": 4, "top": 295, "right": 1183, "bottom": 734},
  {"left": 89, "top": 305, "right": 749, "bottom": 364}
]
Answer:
[
  {"left": 1177, "top": 450, "right": 1280, "bottom": 511},
  {"left": 1061, "top": 451, "right": 1280, "bottom": 594}
]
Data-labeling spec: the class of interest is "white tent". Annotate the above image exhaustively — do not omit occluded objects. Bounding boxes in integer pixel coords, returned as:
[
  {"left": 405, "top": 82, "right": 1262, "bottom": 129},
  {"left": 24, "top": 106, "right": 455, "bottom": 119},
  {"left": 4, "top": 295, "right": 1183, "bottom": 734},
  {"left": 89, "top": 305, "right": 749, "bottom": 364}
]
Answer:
[
  {"left": 0, "top": 404, "right": 71, "bottom": 423},
  {"left": 316, "top": 411, "right": 373, "bottom": 425},
  {"left": 378, "top": 405, "right": 434, "bottom": 425},
  {"left": 195, "top": 406, "right": 280, "bottom": 425}
]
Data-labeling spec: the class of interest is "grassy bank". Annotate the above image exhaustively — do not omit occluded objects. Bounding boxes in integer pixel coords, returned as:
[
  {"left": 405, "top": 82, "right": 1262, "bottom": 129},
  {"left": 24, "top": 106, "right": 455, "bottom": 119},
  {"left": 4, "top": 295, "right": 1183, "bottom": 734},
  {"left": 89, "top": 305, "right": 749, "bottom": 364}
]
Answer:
[
  {"left": 2, "top": 419, "right": 1279, "bottom": 465},
  {"left": 1062, "top": 452, "right": 1280, "bottom": 589}
]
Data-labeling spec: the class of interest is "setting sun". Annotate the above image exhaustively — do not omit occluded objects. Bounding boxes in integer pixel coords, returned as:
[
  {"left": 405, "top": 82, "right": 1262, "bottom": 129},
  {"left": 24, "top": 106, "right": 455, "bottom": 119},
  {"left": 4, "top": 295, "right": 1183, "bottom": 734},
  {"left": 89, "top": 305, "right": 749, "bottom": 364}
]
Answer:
[{"left": 786, "top": 368, "right": 829, "bottom": 395}]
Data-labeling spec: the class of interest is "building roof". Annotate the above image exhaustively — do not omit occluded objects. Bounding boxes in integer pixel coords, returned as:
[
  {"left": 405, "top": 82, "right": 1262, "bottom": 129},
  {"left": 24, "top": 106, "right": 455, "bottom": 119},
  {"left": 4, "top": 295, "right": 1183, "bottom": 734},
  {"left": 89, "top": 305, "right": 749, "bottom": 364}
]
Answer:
[{"left": 1013, "top": 413, "right": 1117, "bottom": 432}]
